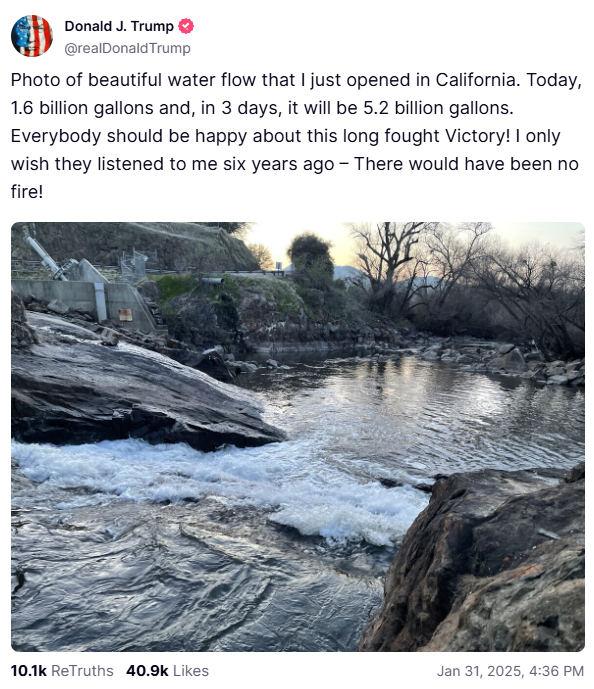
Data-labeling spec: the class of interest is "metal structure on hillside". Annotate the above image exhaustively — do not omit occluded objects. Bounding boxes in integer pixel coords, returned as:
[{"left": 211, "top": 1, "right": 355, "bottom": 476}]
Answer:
[
  {"left": 25, "top": 237, "right": 79, "bottom": 281},
  {"left": 119, "top": 249, "right": 158, "bottom": 283}
]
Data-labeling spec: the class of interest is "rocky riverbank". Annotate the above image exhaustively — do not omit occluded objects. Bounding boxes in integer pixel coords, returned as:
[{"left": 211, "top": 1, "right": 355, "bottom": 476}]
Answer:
[
  {"left": 358, "top": 462, "right": 585, "bottom": 652},
  {"left": 417, "top": 340, "right": 585, "bottom": 387},
  {"left": 19, "top": 288, "right": 586, "bottom": 389},
  {"left": 11, "top": 297, "right": 285, "bottom": 451}
]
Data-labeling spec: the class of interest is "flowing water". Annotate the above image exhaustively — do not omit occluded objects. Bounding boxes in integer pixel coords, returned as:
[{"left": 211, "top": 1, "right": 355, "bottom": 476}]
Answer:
[{"left": 11, "top": 356, "right": 585, "bottom": 652}]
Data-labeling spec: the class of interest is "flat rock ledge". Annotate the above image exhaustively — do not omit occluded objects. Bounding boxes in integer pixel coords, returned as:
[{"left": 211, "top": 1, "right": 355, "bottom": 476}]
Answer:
[
  {"left": 358, "top": 463, "right": 585, "bottom": 652},
  {"left": 11, "top": 311, "right": 286, "bottom": 452}
]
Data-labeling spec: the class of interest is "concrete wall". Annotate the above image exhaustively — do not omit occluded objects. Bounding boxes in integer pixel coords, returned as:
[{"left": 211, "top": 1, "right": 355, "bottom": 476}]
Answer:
[
  {"left": 12, "top": 279, "right": 165, "bottom": 334},
  {"left": 75, "top": 259, "right": 109, "bottom": 283},
  {"left": 12, "top": 279, "right": 96, "bottom": 313},
  {"left": 103, "top": 282, "right": 164, "bottom": 332}
]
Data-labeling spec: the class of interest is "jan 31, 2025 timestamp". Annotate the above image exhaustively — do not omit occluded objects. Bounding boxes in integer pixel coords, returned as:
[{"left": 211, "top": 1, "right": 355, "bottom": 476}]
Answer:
[{"left": 437, "top": 665, "right": 584, "bottom": 679}]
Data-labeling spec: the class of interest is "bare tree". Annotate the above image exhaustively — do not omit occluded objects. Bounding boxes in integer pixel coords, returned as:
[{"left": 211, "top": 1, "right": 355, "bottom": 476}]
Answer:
[
  {"left": 417, "top": 222, "right": 492, "bottom": 313},
  {"left": 349, "top": 222, "right": 437, "bottom": 315},
  {"left": 472, "top": 241, "right": 585, "bottom": 358},
  {"left": 248, "top": 243, "right": 274, "bottom": 270}
]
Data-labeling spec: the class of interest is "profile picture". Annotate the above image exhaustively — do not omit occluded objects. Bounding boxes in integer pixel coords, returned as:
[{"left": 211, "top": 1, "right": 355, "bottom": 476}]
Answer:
[{"left": 11, "top": 15, "right": 53, "bottom": 56}]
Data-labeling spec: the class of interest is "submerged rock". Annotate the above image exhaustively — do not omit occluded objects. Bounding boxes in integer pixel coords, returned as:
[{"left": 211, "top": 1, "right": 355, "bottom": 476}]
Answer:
[
  {"left": 359, "top": 464, "right": 584, "bottom": 652},
  {"left": 11, "top": 313, "right": 285, "bottom": 452}
]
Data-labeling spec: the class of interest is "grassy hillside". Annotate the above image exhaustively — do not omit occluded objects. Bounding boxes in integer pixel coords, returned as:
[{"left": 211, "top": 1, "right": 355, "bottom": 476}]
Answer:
[{"left": 11, "top": 222, "right": 259, "bottom": 272}]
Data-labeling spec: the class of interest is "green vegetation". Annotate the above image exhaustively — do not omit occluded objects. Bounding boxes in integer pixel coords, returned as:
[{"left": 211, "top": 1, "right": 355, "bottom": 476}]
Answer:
[
  {"left": 226, "top": 274, "right": 303, "bottom": 315},
  {"left": 150, "top": 273, "right": 198, "bottom": 301},
  {"left": 287, "top": 232, "right": 334, "bottom": 287},
  {"left": 149, "top": 272, "right": 303, "bottom": 318}
]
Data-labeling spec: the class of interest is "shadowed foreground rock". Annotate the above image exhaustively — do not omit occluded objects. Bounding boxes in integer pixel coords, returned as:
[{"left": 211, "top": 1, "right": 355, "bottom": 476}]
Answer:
[
  {"left": 359, "top": 463, "right": 584, "bottom": 652},
  {"left": 11, "top": 312, "right": 286, "bottom": 451}
]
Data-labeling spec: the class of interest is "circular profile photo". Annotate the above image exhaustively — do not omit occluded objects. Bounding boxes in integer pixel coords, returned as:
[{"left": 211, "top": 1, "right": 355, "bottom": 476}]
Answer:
[{"left": 12, "top": 15, "right": 53, "bottom": 56}]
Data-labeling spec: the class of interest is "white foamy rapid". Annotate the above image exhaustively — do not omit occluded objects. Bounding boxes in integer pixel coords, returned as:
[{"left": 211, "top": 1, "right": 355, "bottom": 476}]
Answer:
[{"left": 11, "top": 438, "right": 429, "bottom": 546}]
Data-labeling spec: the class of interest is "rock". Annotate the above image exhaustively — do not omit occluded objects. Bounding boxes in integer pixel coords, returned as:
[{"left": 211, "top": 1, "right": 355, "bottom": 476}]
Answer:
[
  {"left": 498, "top": 343, "right": 515, "bottom": 355},
  {"left": 236, "top": 361, "right": 258, "bottom": 373},
  {"left": 11, "top": 317, "right": 286, "bottom": 452},
  {"left": 457, "top": 354, "right": 477, "bottom": 364},
  {"left": 546, "top": 366, "right": 566, "bottom": 377},
  {"left": 570, "top": 376, "right": 585, "bottom": 387},
  {"left": 359, "top": 465, "right": 584, "bottom": 652},
  {"left": 193, "top": 348, "right": 236, "bottom": 382},
  {"left": 11, "top": 294, "right": 38, "bottom": 348},
  {"left": 47, "top": 299, "right": 69, "bottom": 315},
  {"left": 11, "top": 292, "right": 27, "bottom": 323},
  {"left": 379, "top": 478, "right": 404, "bottom": 489},
  {"left": 565, "top": 461, "right": 584, "bottom": 483},
  {"left": 460, "top": 347, "right": 481, "bottom": 355},
  {"left": 99, "top": 327, "right": 119, "bottom": 347},
  {"left": 422, "top": 351, "right": 440, "bottom": 361},
  {"left": 27, "top": 302, "right": 48, "bottom": 313},
  {"left": 486, "top": 347, "right": 528, "bottom": 374},
  {"left": 547, "top": 375, "right": 569, "bottom": 385},
  {"left": 266, "top": 359, "right": 279, "bottom": 368}
]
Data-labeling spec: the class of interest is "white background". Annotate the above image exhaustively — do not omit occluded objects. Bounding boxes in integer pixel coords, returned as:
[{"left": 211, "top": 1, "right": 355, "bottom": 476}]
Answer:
[{"left": 3, "top": 0, "right": 590, "bottom": 684}]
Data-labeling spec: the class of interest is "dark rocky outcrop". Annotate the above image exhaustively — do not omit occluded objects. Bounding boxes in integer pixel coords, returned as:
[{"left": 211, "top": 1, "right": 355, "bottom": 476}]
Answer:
[
  {"left": 359, "top": 464, "right": 584, "bottom": 652},
  {"left": 12, "top": 313, "right": 285, "bottom": 452},
  {"left": 11, "top": 293, "right": 37, "bottom": 348}
]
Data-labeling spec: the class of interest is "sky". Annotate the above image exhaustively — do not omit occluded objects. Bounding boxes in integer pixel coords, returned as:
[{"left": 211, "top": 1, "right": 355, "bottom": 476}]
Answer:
[{"left": 248, "top": 221, "right": 584, "bottom": 266}]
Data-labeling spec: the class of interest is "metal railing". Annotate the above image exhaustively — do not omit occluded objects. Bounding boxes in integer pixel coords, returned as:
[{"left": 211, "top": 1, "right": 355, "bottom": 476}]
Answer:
[{"left": 11, "top": 260, "right": 285, "bottom": 280}]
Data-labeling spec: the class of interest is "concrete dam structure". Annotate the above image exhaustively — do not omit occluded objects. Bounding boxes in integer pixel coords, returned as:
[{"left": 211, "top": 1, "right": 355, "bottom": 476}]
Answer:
[
  {"left": 11, "top": 245, "right": 164, "bottom": 337},
  {"left": 12, "top": 278, "right": 164, "bottom": 333},
  {"left": 12, "top": 239, "right": 165, "bottom": 334}
]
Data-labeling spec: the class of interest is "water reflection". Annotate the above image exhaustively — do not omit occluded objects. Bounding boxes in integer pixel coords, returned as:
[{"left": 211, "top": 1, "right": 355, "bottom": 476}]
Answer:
[{"left": 239, "top": 356, "right": 585, "bottom": 477}]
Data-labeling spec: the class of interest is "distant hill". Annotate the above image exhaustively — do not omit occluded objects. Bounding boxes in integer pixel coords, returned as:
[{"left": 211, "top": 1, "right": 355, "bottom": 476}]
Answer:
[
  {"left": 283, "top": 264, "right": 363, "bottom": 282},
  {"left": 11, "top": 222, "right": 259, "bottom": 272},
  {"left": 333, "top": 265, "right": 363, "bottom": 281}
]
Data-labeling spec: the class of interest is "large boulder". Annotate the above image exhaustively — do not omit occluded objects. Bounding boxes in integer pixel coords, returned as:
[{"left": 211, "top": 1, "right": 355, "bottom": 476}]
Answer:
[
  {"left": 486, "top": 347, "right": 528, "bottom": 374},
  {"left": 12, "top": 313, "right": 285, "bottom": 451},
  {"left": 11, "top": 293, "right": 37, "bottom": 348},
  {"left": 47, "top": 299, "right": 69, "bottom": 315},
  {"left": 359, "top": 465, "right": 584, "bottom": 652}
]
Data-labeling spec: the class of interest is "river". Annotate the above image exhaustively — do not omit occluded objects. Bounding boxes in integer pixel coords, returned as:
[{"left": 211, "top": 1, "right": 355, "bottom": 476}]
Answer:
[{"left": 11, "top": 355, "right": 585, "bottom": 652}]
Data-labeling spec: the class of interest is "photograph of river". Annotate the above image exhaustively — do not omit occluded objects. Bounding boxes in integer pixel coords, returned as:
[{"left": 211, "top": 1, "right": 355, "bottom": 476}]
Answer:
[{"left": 11, "top": 222, "right": 585, "bottom": 652}]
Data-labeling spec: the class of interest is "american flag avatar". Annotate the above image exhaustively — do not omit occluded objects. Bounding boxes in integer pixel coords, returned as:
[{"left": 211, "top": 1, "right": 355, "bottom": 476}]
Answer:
[{"left": 12, "top": 15, "right": 53, "bottom": 56}]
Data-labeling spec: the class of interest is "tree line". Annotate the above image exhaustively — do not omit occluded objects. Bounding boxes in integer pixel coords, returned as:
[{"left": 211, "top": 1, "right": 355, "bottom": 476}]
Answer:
[
  {"left": 284, "top": 224, "right": 584, "bottom": 359},
  {"left": 347, "top": 222, "right": 585, "bottom": 359}
]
